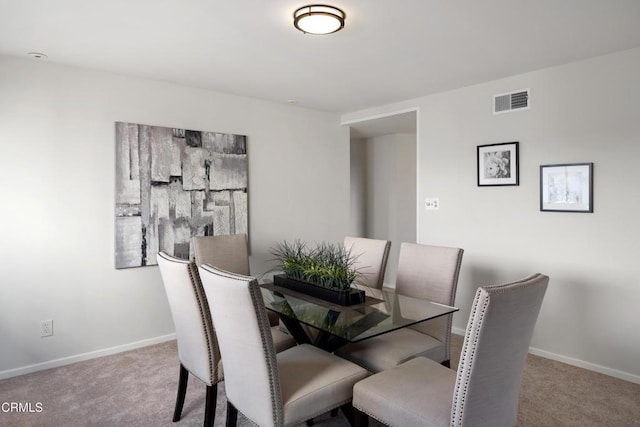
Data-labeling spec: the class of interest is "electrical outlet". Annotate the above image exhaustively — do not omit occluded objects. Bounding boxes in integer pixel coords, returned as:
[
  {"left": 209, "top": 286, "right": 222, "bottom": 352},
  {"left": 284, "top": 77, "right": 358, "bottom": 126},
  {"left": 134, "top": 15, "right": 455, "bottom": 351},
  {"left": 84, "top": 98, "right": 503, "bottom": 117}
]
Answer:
[
  {"left": 40, "top": 319, "right": 53, "bottom": 337},
  {"left": 425, "top": 198, "right": 439, "bottom": 210}
]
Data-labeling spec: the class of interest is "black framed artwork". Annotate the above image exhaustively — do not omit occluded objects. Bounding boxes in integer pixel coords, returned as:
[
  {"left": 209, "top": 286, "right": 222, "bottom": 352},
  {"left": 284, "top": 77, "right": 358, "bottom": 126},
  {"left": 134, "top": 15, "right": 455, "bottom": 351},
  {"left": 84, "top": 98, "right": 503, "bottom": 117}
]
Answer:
[
  {"left": 477, "top": 142, "right": 519, "bottom": 186},
  {"left": 540, "top": 163, "right": 593, "bottom": 213}
]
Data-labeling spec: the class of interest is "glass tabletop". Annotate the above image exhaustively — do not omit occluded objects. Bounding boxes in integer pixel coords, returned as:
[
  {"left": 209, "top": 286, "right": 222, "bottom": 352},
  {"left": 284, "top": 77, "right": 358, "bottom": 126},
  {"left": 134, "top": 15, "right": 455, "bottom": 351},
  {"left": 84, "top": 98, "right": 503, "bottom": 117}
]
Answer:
[{"left": 260, "top": 283, "right": 458, "bottom": 345}]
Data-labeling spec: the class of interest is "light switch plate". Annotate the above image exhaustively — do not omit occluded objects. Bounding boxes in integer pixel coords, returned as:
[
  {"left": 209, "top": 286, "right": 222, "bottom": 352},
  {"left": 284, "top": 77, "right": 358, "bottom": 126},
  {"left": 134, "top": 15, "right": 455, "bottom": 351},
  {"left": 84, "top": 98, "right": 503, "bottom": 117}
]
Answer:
[{"left": 425, "top": 198, "right": 439, "bottom": 210}]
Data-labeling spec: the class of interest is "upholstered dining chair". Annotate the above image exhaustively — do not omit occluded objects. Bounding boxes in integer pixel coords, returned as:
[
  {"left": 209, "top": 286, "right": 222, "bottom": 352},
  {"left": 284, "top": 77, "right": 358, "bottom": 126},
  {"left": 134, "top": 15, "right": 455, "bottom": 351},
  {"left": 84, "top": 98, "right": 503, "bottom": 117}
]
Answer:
[
  {"left": 192, "top": 234, "right": 250, "bottom": 277},
  {"left": 352, "top": 273, "right": 549, "bottom": 427},
  {"left": 344, "top": 236, "right": 391, "bottom": 294},
  {"left": 192, "top": 234, "right": 295, "bottom": 352},
  {"left": 294, "top": 236, "right": 391, "bottom": 348},
  {"left": 198, "top": 264, "right": 369, "bottom": 427},
  {"left": 336, "top": 242, "right": 464, "bottom": 371},
  {"left": 156, "top": 251, "right": 220, "bottom": 427}
]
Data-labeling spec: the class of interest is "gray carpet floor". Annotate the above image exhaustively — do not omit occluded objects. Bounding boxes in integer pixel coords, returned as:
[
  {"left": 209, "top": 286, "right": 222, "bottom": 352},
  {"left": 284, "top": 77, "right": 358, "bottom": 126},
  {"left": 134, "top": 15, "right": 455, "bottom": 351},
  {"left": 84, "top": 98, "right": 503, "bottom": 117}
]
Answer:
[{"left": 1, "top": 334, "right": 638, "bottom": 426}]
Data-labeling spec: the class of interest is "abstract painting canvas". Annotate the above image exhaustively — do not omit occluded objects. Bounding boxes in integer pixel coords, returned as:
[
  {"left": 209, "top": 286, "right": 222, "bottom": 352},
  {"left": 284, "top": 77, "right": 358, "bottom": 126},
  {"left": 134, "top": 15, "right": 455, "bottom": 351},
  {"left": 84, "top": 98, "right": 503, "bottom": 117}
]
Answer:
[{"left": 115, "top": 122, "right": 248, "bottom": 269}]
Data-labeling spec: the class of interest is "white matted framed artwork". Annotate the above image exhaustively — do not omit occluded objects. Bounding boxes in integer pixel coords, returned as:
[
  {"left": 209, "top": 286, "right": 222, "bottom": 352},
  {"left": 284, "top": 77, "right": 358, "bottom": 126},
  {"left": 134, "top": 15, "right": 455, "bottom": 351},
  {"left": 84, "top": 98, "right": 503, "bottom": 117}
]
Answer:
[
  {"left": 540, "top": 163, "right": 593, "bottom": 213},
  {"left": 477, "top": 141, "right": 519, "bottom": 186}
]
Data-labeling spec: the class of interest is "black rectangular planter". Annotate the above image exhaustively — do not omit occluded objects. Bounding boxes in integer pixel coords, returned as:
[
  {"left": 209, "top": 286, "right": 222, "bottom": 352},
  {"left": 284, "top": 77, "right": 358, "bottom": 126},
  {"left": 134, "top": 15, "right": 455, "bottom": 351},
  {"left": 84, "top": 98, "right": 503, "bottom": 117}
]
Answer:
[{"left": 273, "top": 274, "right": 365, "bottom": 306}]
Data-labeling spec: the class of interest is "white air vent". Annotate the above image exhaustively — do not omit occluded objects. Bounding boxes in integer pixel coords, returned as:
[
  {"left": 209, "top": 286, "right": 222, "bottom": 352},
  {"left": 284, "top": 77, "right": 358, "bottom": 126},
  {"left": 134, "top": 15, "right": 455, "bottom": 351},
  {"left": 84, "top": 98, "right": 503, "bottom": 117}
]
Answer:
[{"left": 493, "top": 89, "right": 530, "bottom": 114}]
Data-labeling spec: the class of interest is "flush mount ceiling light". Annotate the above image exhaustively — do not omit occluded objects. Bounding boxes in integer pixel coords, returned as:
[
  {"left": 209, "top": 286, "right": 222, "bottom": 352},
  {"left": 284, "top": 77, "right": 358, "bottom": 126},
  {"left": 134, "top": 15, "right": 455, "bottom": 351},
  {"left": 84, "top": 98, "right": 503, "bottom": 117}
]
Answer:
[
  {"left": 293, "top": 4, "right": 345, "bottom": 35},
  {"left": 27, "top": 52, "right": 48, "bottom": 60}
]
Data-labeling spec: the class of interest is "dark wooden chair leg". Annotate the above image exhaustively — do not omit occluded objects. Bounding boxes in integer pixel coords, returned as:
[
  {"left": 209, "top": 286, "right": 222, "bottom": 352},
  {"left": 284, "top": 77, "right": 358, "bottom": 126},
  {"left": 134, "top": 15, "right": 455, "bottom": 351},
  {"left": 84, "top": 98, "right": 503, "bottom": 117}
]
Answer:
[
  {"left": 173, "top": 364, "right": 189, "bottom": 422},
  {"left": 226, "top": 401, "right": 238, "bottom": 427},
  {"left": 441, "top": 359, "right": 451, "bottom": 368},
  {"left": 203, "top": 383, "right": 217, "bottom": 427},
  {"left": 340, "top": 402, "right": 355, "bottom": 426},
  {"left": 354, "top": 408, "right": 369, "bottom": 427}
]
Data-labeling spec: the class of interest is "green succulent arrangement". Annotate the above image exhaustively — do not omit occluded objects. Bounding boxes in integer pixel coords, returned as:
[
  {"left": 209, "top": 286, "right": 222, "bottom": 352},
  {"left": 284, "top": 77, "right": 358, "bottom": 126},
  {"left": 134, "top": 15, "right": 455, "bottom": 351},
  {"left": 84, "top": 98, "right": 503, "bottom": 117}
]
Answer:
[{"left": 270, "top": 240, "right": 359, "bottom": 292}]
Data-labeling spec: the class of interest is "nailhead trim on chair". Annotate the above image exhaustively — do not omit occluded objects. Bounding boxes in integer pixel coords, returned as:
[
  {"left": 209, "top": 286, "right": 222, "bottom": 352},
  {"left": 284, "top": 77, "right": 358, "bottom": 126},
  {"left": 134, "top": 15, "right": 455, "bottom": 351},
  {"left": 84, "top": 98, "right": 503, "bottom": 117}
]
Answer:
[
  {"left": 248, "top": 278, "right": 285, "bottom": 427},
  {"left": 187, "top": 262, "right": 221, "bottom": 384},
  {"left": 397, "top": 244, "right": 464, "bottom": 365},
  {"left": 201, "top": 265, "right": 286, "bottom": 427},
  {"left": 157, "top": 251, "right": 222, "bottom": 386},
  {"left": 204, "top": 265, "right": 361, "bottom": 427},
  {"left": 353, "top": 405, "right": 390, "bottom": 427},
  {"left": 451, "top": 274, "right": 543, "bottom": 426},
  {"left": 451, "top": 285, "right": 487, "bottom": 427}
]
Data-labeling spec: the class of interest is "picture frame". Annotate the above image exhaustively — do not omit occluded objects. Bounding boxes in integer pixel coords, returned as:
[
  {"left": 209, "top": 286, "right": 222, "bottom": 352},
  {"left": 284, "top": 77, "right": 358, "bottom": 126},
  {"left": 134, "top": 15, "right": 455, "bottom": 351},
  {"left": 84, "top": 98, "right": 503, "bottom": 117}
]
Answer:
[
  {"left": 477, "top": 141, "right": 519, "bottom": 186},
  {"left": 114, "top": 122, "right": 249, "bottom": 269},
  {"left": 540, "top": 163, "right": 593, "bottom": 213}
]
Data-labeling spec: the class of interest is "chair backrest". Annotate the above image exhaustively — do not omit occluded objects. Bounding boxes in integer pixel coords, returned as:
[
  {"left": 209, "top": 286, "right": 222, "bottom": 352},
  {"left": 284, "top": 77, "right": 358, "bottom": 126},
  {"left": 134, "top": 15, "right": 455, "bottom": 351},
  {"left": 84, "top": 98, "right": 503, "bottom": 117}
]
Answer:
[
  {"left": 156, "top": 252, "right": 220, "bottom": 385},
  {"left": 452, "top": 273, "right": 549, "bottom": 427},
  {"left": 198, "top": 264, "right": 283, "bottom": 427},
  {"left": 344, "top": 236, "right": 391, "bottom": 289},
  {"left": 395, "top": 243, "right": 464, "bottom": 356},
  {"left": 192, "top": 234, "right": 250, "bottom": 275}
]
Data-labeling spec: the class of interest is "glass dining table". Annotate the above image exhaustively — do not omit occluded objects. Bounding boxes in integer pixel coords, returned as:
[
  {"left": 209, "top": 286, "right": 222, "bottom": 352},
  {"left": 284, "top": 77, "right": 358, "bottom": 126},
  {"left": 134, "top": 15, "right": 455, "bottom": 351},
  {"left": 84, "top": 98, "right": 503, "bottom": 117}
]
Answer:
[{"left": 260, "top": 282, "right": 458, "bottom": 352}]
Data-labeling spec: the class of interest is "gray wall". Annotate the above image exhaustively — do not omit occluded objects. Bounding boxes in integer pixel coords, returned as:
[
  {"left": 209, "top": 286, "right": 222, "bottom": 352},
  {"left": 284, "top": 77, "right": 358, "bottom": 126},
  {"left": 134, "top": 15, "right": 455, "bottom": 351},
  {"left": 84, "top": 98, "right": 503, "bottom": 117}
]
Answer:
[
  {"left": 0, "top": 55, "right": 349, "bottom": 376},
  {"left": 342, "top": 48, "right": 640, "bottom": 383},
  {"left": 349, "top": 137, "right": 367, "bottom": 237},
  {"left": 350, "top": 133, "right": 417, "bottom": 285},
  {"left": 365, "top": 133, "right": 417, "bottom": 285}
]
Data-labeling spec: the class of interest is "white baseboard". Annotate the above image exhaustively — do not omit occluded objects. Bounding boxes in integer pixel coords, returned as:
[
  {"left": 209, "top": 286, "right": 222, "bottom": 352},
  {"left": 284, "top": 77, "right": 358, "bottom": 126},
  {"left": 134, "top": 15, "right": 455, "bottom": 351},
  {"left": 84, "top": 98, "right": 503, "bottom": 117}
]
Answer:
[
  {"left": 451, "top": 327, "right": 464, "bottom": 336},
  {"left": 5, "top": 330, "right": 639, "bottom": 385},
  {"left": 0, "top": 333, "right": 176, "bottom": 380},
  {"left": 452, "top": 328, "right": 639, "bottom": 385},
  {"left": 525, "top": 347, "right": 640, "bottom": 384}
]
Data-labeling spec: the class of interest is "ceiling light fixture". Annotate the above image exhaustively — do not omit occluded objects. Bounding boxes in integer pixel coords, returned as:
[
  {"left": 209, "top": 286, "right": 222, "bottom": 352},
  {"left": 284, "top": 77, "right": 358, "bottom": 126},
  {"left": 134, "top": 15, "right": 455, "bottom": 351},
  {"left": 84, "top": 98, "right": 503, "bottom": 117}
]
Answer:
[
  {"left": 27, "top": 52, "right": 48, "bottom": 60},
  {"left": 293, "top": 4, "right": 345, "bottom": 35}
]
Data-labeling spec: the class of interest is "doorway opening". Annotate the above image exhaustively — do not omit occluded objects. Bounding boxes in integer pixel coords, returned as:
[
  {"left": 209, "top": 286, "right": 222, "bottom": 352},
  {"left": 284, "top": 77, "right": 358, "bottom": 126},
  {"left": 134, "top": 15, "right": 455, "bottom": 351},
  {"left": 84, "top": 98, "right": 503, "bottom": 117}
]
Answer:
[{"left": 346, "top": 109, "right": 418, "bottom": 286}]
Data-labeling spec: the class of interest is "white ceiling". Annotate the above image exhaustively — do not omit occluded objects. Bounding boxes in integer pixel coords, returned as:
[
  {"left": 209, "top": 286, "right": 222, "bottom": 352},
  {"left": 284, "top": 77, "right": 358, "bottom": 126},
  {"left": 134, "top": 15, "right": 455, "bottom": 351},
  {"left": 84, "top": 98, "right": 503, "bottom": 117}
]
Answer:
[{"left": 1, "top": 0, "right": 640, "bottom": 114}]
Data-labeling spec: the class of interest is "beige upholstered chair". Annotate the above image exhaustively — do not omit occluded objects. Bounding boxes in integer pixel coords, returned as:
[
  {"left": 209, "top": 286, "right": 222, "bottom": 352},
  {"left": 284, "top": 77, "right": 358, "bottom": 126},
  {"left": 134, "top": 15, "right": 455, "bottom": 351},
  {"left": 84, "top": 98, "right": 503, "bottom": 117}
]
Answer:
[
  {"left": 344, "top": 236, "right": 391, "bottom": 292},
  {"left": 193, "top": 234, "right": 250, "bottom": 277},
  {"left": 198, "top": 264, "right": 369, "bottom": 427},
  {"left": 192, "top": 234, "right": 295, "bottom": 352},
  {"left": 353, "top": 273, "right": 549, "bottom": 427},
  {"left": 156, "top": 252, "right": 221, "bottom": 427},
  {"left": 336, "top": 242, "right": 464, "bottom": 371}
]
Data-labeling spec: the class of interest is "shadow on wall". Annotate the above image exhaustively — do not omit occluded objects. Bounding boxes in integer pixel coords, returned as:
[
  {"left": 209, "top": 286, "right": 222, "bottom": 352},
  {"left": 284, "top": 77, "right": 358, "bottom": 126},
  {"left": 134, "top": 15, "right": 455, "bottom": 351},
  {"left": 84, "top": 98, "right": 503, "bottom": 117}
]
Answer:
[{"left": 456, "top": 264, "right": 505, "bottom": 325}]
